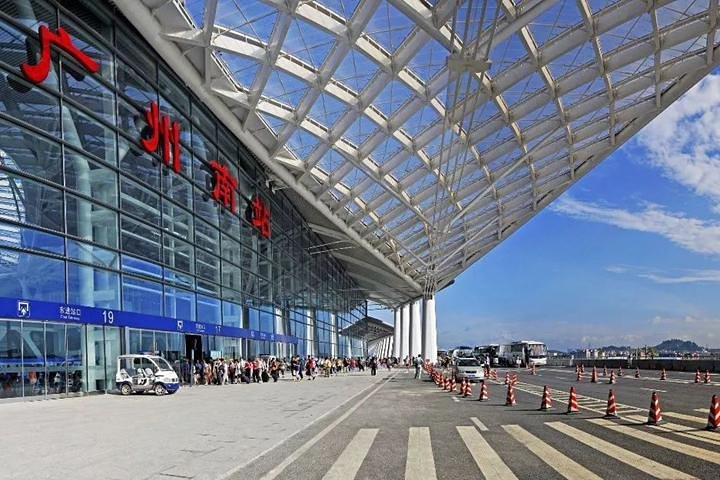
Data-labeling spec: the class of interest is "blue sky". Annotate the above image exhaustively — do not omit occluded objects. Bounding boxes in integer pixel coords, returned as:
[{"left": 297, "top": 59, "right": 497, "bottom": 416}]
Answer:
[{"left": 377, "top": 73, "right": 720, "bottom": 352}]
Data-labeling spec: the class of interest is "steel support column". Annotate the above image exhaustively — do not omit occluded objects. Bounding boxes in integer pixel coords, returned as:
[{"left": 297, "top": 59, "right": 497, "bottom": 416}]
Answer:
[
  {"left": 393, "top": 308, "right": 401, "bottom": 359},
  {"left": 410, "top": 299, "right": 422, "bottom": 358},
  {"left": 401, "top": 303, "right": 411, "bottom": 361},
  {"left": 422, "top": 295, "right": 437, "bottom": 363}
]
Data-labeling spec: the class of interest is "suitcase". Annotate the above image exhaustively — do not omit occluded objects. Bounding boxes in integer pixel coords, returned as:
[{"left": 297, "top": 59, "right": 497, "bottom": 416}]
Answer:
[
  {"left": 261, "top": 371, "right": 270, "bottom": 383},
  {"left": 239, "top": 373, "right": 250, "bottom": 384}
]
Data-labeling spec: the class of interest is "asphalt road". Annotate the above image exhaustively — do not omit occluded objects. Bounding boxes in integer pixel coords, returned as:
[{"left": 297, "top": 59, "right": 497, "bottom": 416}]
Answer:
[{"left": 234, "top": 366, "right": 720, "bottom": 480}]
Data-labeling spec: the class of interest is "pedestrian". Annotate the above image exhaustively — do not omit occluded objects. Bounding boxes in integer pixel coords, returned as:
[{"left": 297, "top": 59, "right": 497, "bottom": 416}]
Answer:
[
  {"left": 370, "top": 356, "right": 378, "bottom": 376},
  {"left": 414, "top": 355, "right": 422, "bottom": 379}
]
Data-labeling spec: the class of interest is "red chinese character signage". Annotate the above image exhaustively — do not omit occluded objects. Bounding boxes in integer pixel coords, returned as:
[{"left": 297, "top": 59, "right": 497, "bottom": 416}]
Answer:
[
  {"left": 209, "top": 160, "right": 238, "bottom": 213},
  {"left": 21, "top": 25, "right": 99, "bottom": 84},
  {"left": 141, "top": 101, "right": 181, "bottom": 174},
  {"left": 251, "top": 195, "right": 271, "bottom": 239}
]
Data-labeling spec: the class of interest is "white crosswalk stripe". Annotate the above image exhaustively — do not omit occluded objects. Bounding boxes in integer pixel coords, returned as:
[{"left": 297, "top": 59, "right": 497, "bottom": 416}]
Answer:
[
  {"left": 503, "top": 424, "right": 602, "bottom": 480},
  {"left": 322, "top": 428, "right": 378, "bottom": 480},
  {"left": 470, "top": 417, "right": 488, "bottom": 431},
  {"left": 457, "top": 426, "right": 519, "bottom": 480},
  {"left": 588, "top": 418, "right": 720, "bottom": 465},
  {"left": 405, "top": 427, "right": 436, "bottom": 480},
  {"left": 546, "top": 421, "right": 696, "bottom": 479},
  {"left": 625, "top": 414, "right": 720, "bottom": 447}
]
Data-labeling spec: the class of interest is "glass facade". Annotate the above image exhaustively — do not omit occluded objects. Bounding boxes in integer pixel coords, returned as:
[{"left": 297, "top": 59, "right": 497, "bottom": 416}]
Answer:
[{"left": 0, "top": 0, "right": 366, "bottom": 399}]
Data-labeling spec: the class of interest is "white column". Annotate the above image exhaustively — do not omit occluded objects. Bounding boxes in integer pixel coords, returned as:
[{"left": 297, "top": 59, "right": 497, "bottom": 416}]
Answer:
[
  {"left": 401, "top": 303, "right": 410, "bottom": 360},
  {"left": 329, "top": 313, "right": 337, "bottom": 357},
  {"left": 410, "top": 299, "right": 422, "bottom": 358},
  {"left": 422, "top": 295, "right": 437, "bottom": 363},
  {"left": 305, "top": 309, "right": 315, "bottom": 357},
  {"left": 274, "top": 307, "right": 285, "bottom": 359},
  {"left": 392, "top": 308, "right": 401, "bottom": 359}
]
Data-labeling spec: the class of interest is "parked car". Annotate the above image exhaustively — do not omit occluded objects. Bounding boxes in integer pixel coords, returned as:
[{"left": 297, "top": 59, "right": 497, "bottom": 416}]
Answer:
[
  {"left": 452, "top": 357, "right": 485, "bottom": 382},
  {"left": 115, "top": 354, "right": 180, "bottom": 396}
]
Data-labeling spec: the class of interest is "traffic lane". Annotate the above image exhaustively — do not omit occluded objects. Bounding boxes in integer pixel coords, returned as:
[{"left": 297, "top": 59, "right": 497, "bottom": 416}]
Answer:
[{"left": 499, "top": 368, "right": 719, "bottom": 417}]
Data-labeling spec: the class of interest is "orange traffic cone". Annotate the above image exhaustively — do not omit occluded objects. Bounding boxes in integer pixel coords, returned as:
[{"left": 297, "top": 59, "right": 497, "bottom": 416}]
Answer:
[
  {"left": 465, "top": 381, "right": 472, "bottom": 398},
  {"left": 695, "top": 369, "right": 701, "bottom": 384},
  {"left": 647, "top": 391, "right": 663, "bottom": 425},
  {"left": 618, "top": 366, "right": 623, "bottom": 377},
  {"left": 450, "top": 377, "right": 456, "bottom": 392},
  {"left": 707, "top": 395, "right": 720, "bottom": 430},
  {"left": 576, "top": 370, "right": 582, "bottom": 382},
  {"left": 591, "top": 366, "right": 598, "bottom": 383},
  {"left": 540, "top": 385, "right": 552, "bottom": 410},
  {"left": 602, "top": 366, "right": 608, "bottom": 377},
  {"left": 531, "top": 364, "right": 537, "bottom": 375},
  {"left": 605, "top": 389, "right": 618, "bottom": 417},
  {"left": 443, "top": 376, "right": 449, "bottom": 390},
  {"left": 491, "top": 370, "right": 498, "bottom": 380},
  {"left": 459, "top": 378, "right": 467, "bottom": 396},
  {"left": 505, "top": 383, "right": 516, "bottom": 406},
  {"left": 705, "top": 370, "right": 711, "bottom": 384},
  {"left": 567, "top": 386, "right": 579, "bottom": 413},
  {"left": 580, "top": 364, "right": 585, "bottom": 374},
  {"left": 635, "top": 367, "right": 640, "bottom": 378},
  {"left": 575, "top": 365, "right": 579, "bottom": 375},
  {"left": 478, "top": 380, "right": 489, "bottom": 401},
  {"left": 660, "top": 368, "right": 667, "bottom": 380},
  {"left": 504, "top": 372, "right": 510, "bottom": 385},
  {"left": 511, "top": 373, "right": 518, "bottom": 385},
  {"left": 608, "top": 370, "right": 616, "bottom": 384}
]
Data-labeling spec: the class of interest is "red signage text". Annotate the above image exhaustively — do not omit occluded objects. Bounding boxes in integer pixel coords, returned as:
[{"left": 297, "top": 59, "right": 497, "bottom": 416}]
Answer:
[{"left": 21, "top": 25, "right": 99, "bottom": 84}]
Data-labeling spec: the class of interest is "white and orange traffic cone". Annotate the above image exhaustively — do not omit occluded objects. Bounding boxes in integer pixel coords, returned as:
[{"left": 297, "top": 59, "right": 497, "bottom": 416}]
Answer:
[
  {"left": 618, "top": 366, "right": 623, "bottom": 377},
  {"left": 660, "top": 368, "right": 667, "bottom": 381},
  {"left": 647, "top": 391, "right": 663, "bottom": 425},
  {"left": 591, "top": 366, "right": 598, "bottom": 383},
  {"left": 707, "top": 395, "right": 720, "bottom": 430},
  {"left": 478, "top": 380, "right": 489, "bottom": 401},
  {"left": 705, "top": 370, "right": 711, "bottom": 384},
  {"left": 695, "top": 369, "right": 701, "bottom": 384},
  {"left": 450, "top": 377, "right": 456, "bottom": 392},
  {"left": 635, "top": 367, "right": 640, "bottom": 378},
  {"left": 608, "top": 370, "right": 616, "bottom": 384},
  {"left": 567, "top": 386, "right": 579, "bottom": 414},
  {"left": 576, "top": 370, "right": 582, "bottom": 382},
  {"left": 605, "top": 389, "right": 618, "bottom": 417},
  {"left": 540, "top": 385, "right": 552, "bottom": 410},
  {"left": 580, "top": 364, "right": 585, "bottom": 374},
  {"left": 602, "top": 365, "right": 607, "bottom": 377},
  {"left": 531, "top": 364, "right": 537, "bottom": 375},
  {"left": 491, "top": 369, "right": 498, "bottom": 380},
  {"left": 459, "top": 378, "right": 467, "bottom": 396},
  {"left": 442, "top": 376, "right": 449, "bottom": 390},
  {"left": 505, "top": 383, "right": 516, "bottom": 406},
  {"left": 465, "top": 381, "right": 472, "bottom": 398},
  {"left": 511, "top": 373, "right": 518, "bottom": 385},
  {"left": 504, "top": 372, "right": 510, "bottom": 385}
]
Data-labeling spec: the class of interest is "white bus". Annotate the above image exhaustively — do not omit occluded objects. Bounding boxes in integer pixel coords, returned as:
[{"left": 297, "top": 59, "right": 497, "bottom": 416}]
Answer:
[{"left": 501, "top": 341, "right": 548, "bottom": 367}]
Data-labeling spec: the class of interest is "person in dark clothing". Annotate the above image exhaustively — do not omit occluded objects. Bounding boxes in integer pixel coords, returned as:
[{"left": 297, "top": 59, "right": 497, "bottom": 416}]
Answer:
[{"left": 370, "top": 356, "right": 378, "bottom": 376}]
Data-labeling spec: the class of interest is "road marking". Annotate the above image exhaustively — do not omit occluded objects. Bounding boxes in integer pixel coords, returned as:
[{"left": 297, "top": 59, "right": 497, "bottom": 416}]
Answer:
[
  {"left": 546, "top": 422, "right": 695, "bottom": 479},
  {"left": 405, "top": 427, "right": 436, "bottom": 480},
  {"left": 640, "top": 387, "right": 666, "bottom": 393},
  {"left": 555, "top": 376, "right": 568, "bottom": 380},
  {"left": 694, "top": 408, "right": 710, "bottom": 414},
  {"left": 258, "top": 374, "right": 393, "bottom": 480},
  {"left": 457, "top": 426, "right": 518, "bottom": 480},
  {"left": 470, "top": 417, "right": 488, "bottom": 431},
  {"left": 452, "top": 396, "right": 459, "bottom": 402},
  {"left": 503, "top": 424, "right": 601, "bottom": 480},
  {"left": 589, "top": 418, "right": 720, "bottom": 465},
  {"left": 625, "top": 414, "right": 720, "bottom": 447},
  {"left": 664, "top": 411, "right": 706, "bottom": 425},
  {"left": 322, "top": 428, "right": 377, "bottom": 480}
]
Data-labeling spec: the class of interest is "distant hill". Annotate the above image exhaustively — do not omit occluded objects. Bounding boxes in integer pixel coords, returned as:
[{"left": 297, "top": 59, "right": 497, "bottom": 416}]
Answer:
[{"left": 655, "top": 339, "right": 703, "bottom": 352}]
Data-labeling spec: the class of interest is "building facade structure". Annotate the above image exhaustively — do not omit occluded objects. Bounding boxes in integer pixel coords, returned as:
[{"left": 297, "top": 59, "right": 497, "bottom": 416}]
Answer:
[{"left": 0, "top": 0, "right": 368, "bottom": 399}]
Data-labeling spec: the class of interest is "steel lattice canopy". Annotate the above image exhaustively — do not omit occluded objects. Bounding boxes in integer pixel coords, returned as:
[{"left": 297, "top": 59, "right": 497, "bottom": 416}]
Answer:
[
  {"left": 118, "top": 0, "right": 720, "bottom": 307},
  {"left": 339, "top": 315, "right": 394, "bottom": 342}
]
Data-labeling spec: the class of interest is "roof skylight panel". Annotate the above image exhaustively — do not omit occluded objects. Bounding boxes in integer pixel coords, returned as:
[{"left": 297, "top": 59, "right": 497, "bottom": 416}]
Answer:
[
  {"left": 599, "top": 12, "right": 653, "bottom": 52},
  {"left": 547, "top": 41, "right": 596, "bottom": 80},
  {"left": 501, "top": 71, "right": 546, "bottom": 109},
  {"left": 317, "top": 149, "right": 346, "bottom": 174},
  {"left": 487, "top": 34, "right": 529, "bottom": 72},
  {"left": 657, "top": 0, "right": 710, "bottom": 28},
  {"left": 262, "top": 69, "right": 311, "bottom": 109},
  {"left": 183, "top": 0, "right": 205, "bottom": 28},
  {"left": 316, "top": 0, "right": 361, "bottom": 18},
  {"left": 344, "top": 114, "right": 379, "bottom": 147},
  {"left": 370, "top": 136, "right": 403, "bottom": 165},
  {"left": 282, "top": 18, "right": 336, "bottom": 70},
  {"left": 333, "top": 48, "right": 379, "bottom": 94},
  {"left": 217, "top": 52, "right": 260, "bottom": 90},
  {"left": 402, "top": 104, "right": 441, "bottom": 137},
  {"left": 406, "top": 38, "right": 448, "bottom": 83},
  {"left": 660, "top": 36, "right": 707, "bottom": 64},
  {"left": 527, "top": 0, "right": 585, "bottom": 47},
  {"left": 588, "top": 0, "right": 624, "bottom": 13},
  {"left": 309, "top": 92, "right": 350, "bottom": 128},
  {"left": 364, "top": 0, "right": 415, "bottom": 54},
  {"left": 374, "top": 80, "right": 414, "bottom": 116},
  {"left": 217, "top": 0, "right": 278, "bottom": 43},
  {"left": 391, "top": 155, "right": 424, "bottom": 182},
  {"left": 287, "top": 129, "right": 322, "bottom": 160},
  {"left": 256, "top": 112, "right": 287, "bottom": 134}
]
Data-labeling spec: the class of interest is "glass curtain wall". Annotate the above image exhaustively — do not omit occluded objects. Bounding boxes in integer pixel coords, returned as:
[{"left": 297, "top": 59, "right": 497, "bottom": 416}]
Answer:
[{"left": 0, "top": 0, "right": 367, "bottom": 397}]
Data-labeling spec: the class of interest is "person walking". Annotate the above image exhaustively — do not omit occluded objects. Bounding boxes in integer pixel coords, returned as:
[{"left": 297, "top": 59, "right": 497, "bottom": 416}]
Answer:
[
  {"left": 370, "top": 356, "right": 378, "bottom": 376},
  {"left": 414, "top": 355, "right": 423, "bottom": 379}
]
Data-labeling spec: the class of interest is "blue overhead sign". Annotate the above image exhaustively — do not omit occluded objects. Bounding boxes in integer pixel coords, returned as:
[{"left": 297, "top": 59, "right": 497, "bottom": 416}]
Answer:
[{"left": 0, "top": 297, "right": 297, "bottom": 344}]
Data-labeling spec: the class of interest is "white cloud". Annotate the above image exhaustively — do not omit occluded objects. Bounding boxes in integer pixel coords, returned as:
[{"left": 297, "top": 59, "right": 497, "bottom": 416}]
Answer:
[
  {"left": 636, "top": 73, "right": 720, "bottom": 207},
  {"left": 605, "top": 265, "right": 720, "bottom": 284},
  {"left": 552, "top": 196, "right": 720, "bottom": 255}
]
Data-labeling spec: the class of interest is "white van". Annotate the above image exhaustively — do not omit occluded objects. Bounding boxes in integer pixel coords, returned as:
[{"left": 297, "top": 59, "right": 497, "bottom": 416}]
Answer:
[{"left": 115, "top": 354, "right": 180, "bottom": 396}]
